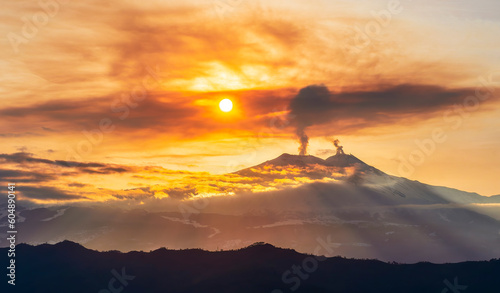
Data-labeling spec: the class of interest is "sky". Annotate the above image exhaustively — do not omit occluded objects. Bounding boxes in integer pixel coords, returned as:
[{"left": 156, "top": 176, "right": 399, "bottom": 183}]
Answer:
[{"left": 0, "top": 0, "right": 499, "bottom": 204}]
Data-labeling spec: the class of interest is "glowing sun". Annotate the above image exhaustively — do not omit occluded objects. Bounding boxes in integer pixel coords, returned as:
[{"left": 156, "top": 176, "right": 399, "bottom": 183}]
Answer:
[{"left": 219, "top": 98, "right": 233, "bottom": 112}]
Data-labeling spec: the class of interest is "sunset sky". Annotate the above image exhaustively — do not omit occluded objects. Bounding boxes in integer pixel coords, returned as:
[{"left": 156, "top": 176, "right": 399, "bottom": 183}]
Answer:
[{"left": 1, "top": 0, "right": 499, "bottom": 204}]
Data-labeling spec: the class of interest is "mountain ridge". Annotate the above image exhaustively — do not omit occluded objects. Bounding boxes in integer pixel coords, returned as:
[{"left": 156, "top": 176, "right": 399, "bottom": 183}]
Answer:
[
  {"left": 2, "top": 240, "right": 499, "bottom": 293},
  {"left": 235, "top": 151, "right": 385, "bottom": 179},
  {"left": 253, "top": 152, "right": 375, "bottom": 168}
]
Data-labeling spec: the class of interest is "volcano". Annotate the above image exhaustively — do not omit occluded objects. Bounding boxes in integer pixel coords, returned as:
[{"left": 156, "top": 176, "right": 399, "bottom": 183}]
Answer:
[
  {"left": 235, "top": 151, "right": 384, "bottom": 180},
  {"left": 5, "top": 151, "right": 500, "bottom": 263},
  {"left": 258, "top": 153, "right": 326, "bottom": 167}
]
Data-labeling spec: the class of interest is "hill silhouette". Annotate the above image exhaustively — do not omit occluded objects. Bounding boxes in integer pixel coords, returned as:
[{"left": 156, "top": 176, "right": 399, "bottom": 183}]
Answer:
[{"left": 2, "top": 241, "right": 499, "bottom": 293}]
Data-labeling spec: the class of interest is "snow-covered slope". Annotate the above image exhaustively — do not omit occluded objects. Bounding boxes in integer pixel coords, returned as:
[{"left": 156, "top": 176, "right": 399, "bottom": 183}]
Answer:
[
  {"left": 237, "top": 152, "right": 498, "bottom": 205},
  {"left": 2, "top": 152, "right": 498, "bottom": 263}
]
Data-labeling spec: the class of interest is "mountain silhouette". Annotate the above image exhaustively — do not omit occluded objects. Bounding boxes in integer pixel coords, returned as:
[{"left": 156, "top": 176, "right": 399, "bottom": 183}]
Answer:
[{"left": 1, "top": 241, "right": 499, "bottom": 293}]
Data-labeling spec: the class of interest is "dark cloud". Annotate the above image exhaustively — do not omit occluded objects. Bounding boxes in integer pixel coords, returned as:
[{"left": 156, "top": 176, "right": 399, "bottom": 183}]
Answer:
[
  {"left": 0, "top": 152, "right": 130, "bottom": 174},
  {"left": 289, "top": 84, "right": 483, "bottom": 153},
  {"left": 0, "top": 169, "right": 56, "bottom": 183},
  {"left": 68, "top": 182, "right": 89, "bottom": 188},
  {"left": 0, "top": 96, "right": 196, "bottom": 131},
  {"left": 0, "top": 89, "right": 293, "bottom": 142},
  {"left": 290, "top": 84, "right": 477, "bottom": 128},
  {"left": 19, "top": 186, "right": 86, "bottom": 201}
]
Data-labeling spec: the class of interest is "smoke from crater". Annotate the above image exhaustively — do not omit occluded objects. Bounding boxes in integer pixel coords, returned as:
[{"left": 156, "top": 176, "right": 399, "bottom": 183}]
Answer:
[
  {"left": 332, "top": 138, "right": 344, "bottom": 155},
  {"left": 297, "top": 128, "right": 309, "bottom": 156}
]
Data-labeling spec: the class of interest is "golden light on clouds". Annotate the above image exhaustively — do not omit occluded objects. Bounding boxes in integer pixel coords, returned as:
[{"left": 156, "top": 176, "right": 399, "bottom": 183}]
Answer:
[
  {"left": 187, "top": 63, "right": 274, "bottom": 92},
  {"left": 0, "top": 0, "right": 499, "bottom": 201}
]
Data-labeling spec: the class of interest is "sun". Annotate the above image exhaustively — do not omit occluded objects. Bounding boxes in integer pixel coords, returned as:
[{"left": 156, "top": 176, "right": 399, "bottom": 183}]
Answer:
[{"left": 219, "top": 98, "right": 233, "bottom": 112}]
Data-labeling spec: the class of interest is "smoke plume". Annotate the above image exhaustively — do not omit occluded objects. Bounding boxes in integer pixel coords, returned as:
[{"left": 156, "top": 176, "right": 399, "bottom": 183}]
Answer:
[
  {"left": 297, "top": 128, "right": 309, "bottom": 156},
  {"left": 289, "top": 85, "right": 331, "bottom": 156},
  {"left": 332, "top": 138, "right": 344, "bottom": 155},
  {"left": 288, "top": 84, "right": 478, "bottom": 156}
]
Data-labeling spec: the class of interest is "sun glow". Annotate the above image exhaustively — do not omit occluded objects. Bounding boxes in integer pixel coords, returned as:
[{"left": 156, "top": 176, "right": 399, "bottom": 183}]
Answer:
[
  {"left": 187, "top": 62, "right": 275, "bottom": 92},
  {"left": 219, "top": 98, "right": 233, "bottom": 112}
]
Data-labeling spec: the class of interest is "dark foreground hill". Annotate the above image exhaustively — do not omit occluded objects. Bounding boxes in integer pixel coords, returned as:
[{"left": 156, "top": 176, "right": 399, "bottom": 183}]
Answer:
[{"left": 1, "top": 241, "right": 499, "bottom": 293}]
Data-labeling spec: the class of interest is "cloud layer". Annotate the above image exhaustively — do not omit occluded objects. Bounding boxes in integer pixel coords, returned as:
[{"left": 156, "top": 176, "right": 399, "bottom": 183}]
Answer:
[
  {"left": 1, "top": 0, "right": 499, "bottom": 196},
  {"left": 0, "top": 151, "right": 354, "bottom": 203}
]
